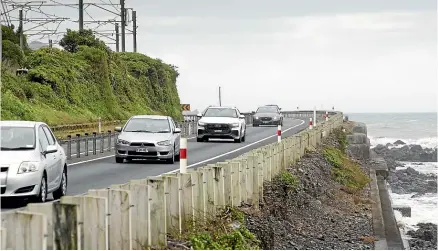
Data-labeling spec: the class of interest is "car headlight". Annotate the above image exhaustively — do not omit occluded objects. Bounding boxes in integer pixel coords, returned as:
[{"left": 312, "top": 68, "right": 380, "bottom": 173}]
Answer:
[
  {"left": 17, "top": 161, "right": 39, "bottom": 174},
  {"left": 254, "top": 116, "right": 259, "bottom": 119},
  {"left": 231, "top": 123, "right": 239, "bottom": 127},
  {"left": 117, "top": 139, "right": 130, "bottom": 145},
  {"left": 157, "top": 140, "right": 171, "bottom": 146},
  {"left": 198, "top": 121, "right": 206, "bottom": 126},
  {"left": 273, "top": 116, "right": 278, "bottom": 120}
]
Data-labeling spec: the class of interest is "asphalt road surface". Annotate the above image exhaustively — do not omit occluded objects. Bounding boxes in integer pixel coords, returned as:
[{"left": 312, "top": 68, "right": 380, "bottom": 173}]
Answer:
[{"left": 1, "top": 118, "right": 306, "bottom": 210}]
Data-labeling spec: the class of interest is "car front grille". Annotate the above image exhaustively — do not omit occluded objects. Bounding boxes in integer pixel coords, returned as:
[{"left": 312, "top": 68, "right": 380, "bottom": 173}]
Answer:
[
  {"left": 130, "top": 142, "right": 155, "bottom": 147},
  {"left": 1, "top": 167, "right": 8, "bottom": 172},
  {"left": 127, "top": 151, "right": 157, "bottom": 156},
  {"left": 205, "top": 124, "right": 231, "bottom": 133},
  {"left": 260, "top": 117, "right": 272, "bottom": 121}
]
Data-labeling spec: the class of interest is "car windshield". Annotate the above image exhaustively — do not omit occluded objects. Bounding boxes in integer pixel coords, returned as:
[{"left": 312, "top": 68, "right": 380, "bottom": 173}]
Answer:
[
  {"left": 0, "top": 126, "right": 36, "bottom": 150},
  {"left": 256, "top": 107, "right": 279, "bottom": 113},
  {"left": 203, "top": 108, "right": 238, "bottom": 118},
  {"left": 123, "top": 118, "right": 171, "bottom": 133}
]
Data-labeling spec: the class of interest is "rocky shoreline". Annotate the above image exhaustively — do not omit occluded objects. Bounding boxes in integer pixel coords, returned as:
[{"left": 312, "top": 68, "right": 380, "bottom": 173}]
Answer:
[
  {"left": 245, "top": 130, "right": 375, "bottom": 250},
  {"left": 371, "top": 141, "right": 437, "bottom": 250}
]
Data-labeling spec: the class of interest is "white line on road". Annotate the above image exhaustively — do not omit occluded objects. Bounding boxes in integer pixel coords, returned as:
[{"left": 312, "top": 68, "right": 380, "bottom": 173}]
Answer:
[{"left": 163, "top": 119, "right": 305, "bottom": 173}]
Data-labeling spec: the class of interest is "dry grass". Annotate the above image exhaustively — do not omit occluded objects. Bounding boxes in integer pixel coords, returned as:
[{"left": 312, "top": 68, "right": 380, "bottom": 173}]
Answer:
[{"left": 359, "top": 236, "right": 377, "bottom": 243}]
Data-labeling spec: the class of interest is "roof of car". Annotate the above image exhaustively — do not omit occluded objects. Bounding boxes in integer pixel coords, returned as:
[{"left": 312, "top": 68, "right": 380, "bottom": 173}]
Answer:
[
  {"left": 0, "top": 120, "right": 42, "bottom": 127},
  {"left": 206, "top": 106, "right": 237, "bottom": 109},
  {"left": 130, "top": 115, "right": 169, "bottom": 120}
]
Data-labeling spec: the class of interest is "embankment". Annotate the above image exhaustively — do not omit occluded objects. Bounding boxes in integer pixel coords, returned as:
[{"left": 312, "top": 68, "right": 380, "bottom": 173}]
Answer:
[
  {"left": 1, "top": 26, "right": 182, "bottom": 125},
  {"left": 168, "top": 121, "right": 399, "bottom": 250}
]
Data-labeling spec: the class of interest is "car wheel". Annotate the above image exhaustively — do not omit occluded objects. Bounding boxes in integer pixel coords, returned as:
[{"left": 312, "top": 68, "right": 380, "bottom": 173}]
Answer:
[
  {"left": 115, "top": 157, "right": 124, "bottom": 163},
  {"left": 53, "top": 167, "right": 67, "bottom": 200},
  {"left": 175, "top": 145, "right": 180, "bottom": 162},
  {"left": 242, "top": 134, "right": 246, "bottom": 142},
  {"left": 196, "top": 137, "right": 203, "bottom": 142},
  {"left": 253, "top": 124, "right": 259, "bottom": 127},
  {"left": 32, "top": 174, "right": 47, "bottom": 203},
  {"left": 166, "top": 151, "right": 175, "bottom": 164}
]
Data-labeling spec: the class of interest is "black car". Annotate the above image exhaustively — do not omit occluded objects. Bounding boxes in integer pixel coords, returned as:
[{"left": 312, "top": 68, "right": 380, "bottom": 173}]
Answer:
[{"left": 252, "top": 106, "right": 283, "bottom": 126}]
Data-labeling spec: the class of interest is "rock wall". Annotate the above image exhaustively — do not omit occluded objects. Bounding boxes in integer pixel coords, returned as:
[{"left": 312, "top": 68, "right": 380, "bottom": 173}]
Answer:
[{"left": 346, "top": 122, "right": 370, "bottom": 160}]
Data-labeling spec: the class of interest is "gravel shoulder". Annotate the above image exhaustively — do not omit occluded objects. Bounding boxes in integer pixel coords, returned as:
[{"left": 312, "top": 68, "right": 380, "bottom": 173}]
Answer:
[{"left": 244, "top": 130, "right": 375, "bottom": 250}]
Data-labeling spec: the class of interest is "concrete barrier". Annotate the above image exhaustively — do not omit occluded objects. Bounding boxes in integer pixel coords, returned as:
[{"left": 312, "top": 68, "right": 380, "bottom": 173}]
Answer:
[{"left": 2, "top": 111, "right": 344, "bottom": 250}]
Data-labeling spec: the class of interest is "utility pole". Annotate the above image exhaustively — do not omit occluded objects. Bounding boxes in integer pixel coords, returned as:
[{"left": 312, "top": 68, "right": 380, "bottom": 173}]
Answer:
[
  {"left": 19, "top": 9, "right": 24, "bottom": 49},
  {"left": 79, "top": 0, "right": 84, "bottom": 31},
  {"left": 115, "top": 23, "right": 119, "bottom": 52},
  {"left": 49, "top": 39, "right": 52, "bottom": 48},
  {"left": 132, "top": 10, "right": 137, "bottom": 52},
  {"left": 120, "top": 0, "right": 126, "bottom": 52},
  {"left": 218, "top": 86, "right": 222, "bottom": 106}
]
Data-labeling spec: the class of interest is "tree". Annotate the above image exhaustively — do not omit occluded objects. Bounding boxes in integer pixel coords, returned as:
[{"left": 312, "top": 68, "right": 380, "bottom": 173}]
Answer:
[{"left": 59, "top": 29, "right": 110, "bottom": 53}]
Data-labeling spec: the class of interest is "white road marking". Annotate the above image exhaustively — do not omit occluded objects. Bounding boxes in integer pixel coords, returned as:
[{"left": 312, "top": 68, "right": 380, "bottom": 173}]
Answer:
[
  {"left": 1, "top": 120, "right": 305, "bottom": 211},
  {"left": 163, "top": 120, "right": 305, "bottom": 173}
]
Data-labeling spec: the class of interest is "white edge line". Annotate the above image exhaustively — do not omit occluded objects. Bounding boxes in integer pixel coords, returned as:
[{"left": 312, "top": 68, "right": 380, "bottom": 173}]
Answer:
[
  {"left": 75, "top": 119, "right": 304, "bottom": 196},
  {"left": 2, "top": 120, "right": 307, "bottom": 209},
  {"left": 164, "top": 119, "right": 305, "bottom": 173}
]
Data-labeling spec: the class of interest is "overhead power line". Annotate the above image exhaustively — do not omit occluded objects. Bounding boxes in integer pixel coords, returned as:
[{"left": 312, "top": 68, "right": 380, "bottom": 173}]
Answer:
[{"left": 0, "top": 0, "right": 138, "bottom": 52}]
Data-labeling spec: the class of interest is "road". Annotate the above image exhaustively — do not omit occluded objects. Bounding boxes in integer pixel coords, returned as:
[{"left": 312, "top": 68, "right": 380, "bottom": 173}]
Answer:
[{"left": 1, "top": 118, "right": 306, "bottom": 210}]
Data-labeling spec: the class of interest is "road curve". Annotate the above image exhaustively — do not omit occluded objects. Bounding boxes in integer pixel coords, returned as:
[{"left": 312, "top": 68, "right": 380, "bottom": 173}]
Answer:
[{"left": 1, "top": 119, "right": 307, "bottom": 210}]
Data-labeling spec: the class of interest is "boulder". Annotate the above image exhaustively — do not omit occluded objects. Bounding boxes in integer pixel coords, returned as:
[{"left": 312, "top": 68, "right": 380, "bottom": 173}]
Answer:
[
  {"left": 352, "top": 122, "right": 367, "bottom": 135},
  {"left": 346, "top": 133, "right": 368, "bottom": 144}
]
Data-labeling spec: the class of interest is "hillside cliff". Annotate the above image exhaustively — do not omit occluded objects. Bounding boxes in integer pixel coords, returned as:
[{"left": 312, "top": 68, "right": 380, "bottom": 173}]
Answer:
[{"left": 1, "top": 26, "right": 182, "bottom": 125}]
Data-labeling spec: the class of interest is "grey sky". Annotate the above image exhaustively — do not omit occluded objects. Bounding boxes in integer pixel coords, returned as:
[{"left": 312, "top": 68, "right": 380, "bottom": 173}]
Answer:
[{"left": 3, "top": 0, "right": 437, "bottom": 113}]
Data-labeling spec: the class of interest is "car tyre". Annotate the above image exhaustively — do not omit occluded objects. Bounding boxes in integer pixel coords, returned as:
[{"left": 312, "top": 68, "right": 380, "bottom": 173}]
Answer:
[
  {"left": 166, "top": 151, "right": 175, "bottom": 164},
  {"left": 115, "top": 157, "right": 124, "bottom": 163},
  {"left": 196, "top": 137, "right": 203, "bottom": 142},
  {"left": 253, "top": 124, "right": 259, "bottom": 127},
  {"left": 32, "top": 174, "right": 47, "bottom": 203},
  {"left": 175, "top": 145, "right": 180, "bottom": 162},
  {"left": 53, "top": 167, "right": 67, "bottom": 200}
]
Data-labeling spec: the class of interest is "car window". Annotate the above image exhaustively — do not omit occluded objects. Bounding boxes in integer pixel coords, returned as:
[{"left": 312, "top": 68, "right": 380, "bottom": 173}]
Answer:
[
  {"left": 169, "top": 118, "right": 176, "bottom": 131},
  {"left": 0, "top": 126, "right": 36, "bottom": 150},
  {"left": 124, "top": 118, "right": 171, "bottom": 133},
  {"left": 42, "top": 126, "right": 56, "bottom": 145},
  {"left": 256, "top": 106, "right": 279, "bottom": 113},
  {"left": 38, "top": 126, "right": 50, "bottom": 151},
  {"left": 203, "top": 108, "right": 238, "bottom": 118}
]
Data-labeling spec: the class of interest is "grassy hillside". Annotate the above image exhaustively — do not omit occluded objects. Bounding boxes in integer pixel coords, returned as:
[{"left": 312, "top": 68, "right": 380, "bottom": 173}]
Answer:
[{"left": 1, "top": 26, "right": 182, "bottom": 125}]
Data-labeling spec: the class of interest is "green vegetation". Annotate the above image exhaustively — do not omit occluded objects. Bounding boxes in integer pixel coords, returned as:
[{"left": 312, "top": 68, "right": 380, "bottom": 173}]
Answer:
[
  {"left": 322, "top": 128, "right": 370, "bottom": 192},
  {"left": 277, "top": 171, "right": 299, "bottom": 192},
  {"left": 323, "top": 147, "right": 370, "bottom": 192},
  {"left": 1, "top": 25, "right": 182, "bottom": 125},
  {"left": 171, "top": 206, "right": 260, "bottom": 250}
]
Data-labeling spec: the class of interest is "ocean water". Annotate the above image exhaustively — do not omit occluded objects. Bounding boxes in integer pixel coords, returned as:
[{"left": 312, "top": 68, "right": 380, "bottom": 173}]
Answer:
[{"left": 348, "top": 113, "right": 438, "bottom": 231}]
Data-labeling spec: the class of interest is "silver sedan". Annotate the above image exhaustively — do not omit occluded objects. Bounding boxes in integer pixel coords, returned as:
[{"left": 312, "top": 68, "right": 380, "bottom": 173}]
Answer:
[
  {"left": 0, "top": 121, "right": 68, "bottom": 203},
  {"left": 114, "top": 115, "right": 181, "bottom": 164}
]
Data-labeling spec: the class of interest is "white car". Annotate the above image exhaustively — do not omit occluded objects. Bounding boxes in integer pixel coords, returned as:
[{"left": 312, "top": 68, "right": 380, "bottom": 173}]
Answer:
[
  {"left": 0, "top": 121, "right": 68, "bottom": 203},
  {"left": 196, "top": 106, "right": 247, "bottom": 143}
]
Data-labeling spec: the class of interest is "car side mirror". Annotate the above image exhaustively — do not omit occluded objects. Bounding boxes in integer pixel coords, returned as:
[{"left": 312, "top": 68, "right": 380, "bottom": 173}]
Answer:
[
  {"left": 239, "top": 115, "right": 245, "bottom": 119},
  {"left": 174, "top": 128, "right": 181, "bottom": 134},
  {"left": 44, "top": 145, "right": 57, "bottom": 155},
  {"left": 251, "top": 111, "right": 255, "bottom": 114},
  {"left": 197, "top": 113, "right": 202, "bottom": 119},
  {"left": 115, "top": 126, "right": 122, "bottom": 132}
]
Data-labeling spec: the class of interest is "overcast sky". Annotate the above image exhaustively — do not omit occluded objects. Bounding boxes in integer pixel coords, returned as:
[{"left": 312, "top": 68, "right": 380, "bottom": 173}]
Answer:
[{"left": 3, "top": 0, "right": 437, "bottom": 113}]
